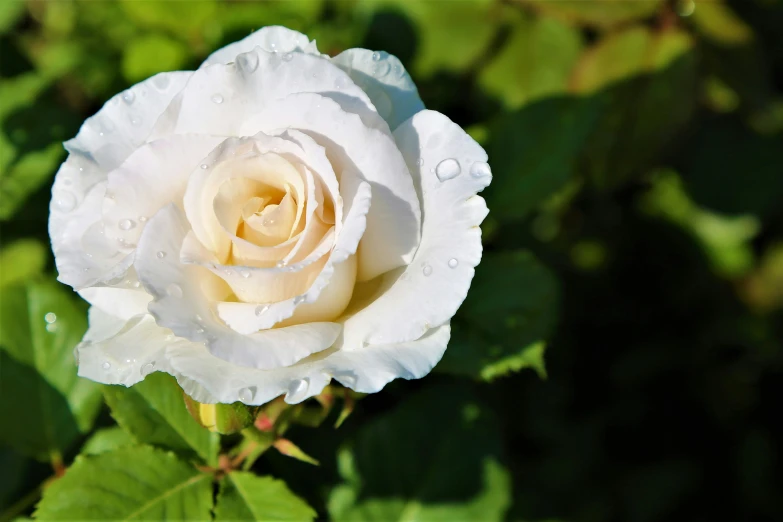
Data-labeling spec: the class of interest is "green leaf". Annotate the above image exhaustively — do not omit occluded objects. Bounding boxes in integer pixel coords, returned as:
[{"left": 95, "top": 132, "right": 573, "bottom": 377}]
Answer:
[
  {"left": 0, "top": 0, "right": 25, "bottom": 33},
  {"left": 119, "top": 0, "right": 217, "bottom": 41},
  {"left": 34, "top": 446, "right": 213, "bottom": 520},
  {"left": 484, "top": 95, "right": 600, "bottom": 221},
  {"left": 0, "top": 239, "right": 47, "bottom": 287},
  {"left": 328, "top": 384, "right": 512, "bottom": 521},
  {"left": 572, "top": 26, "right": 697, "bottom": 188},
  {"left": 0, "top": 281, "right": 102, "bottom": 460},
  {"left": 439, "top": 251, "right": 558, "bottom": 381},
  {"left": 522, "top": 0, "right": 664, "bottom": 28},
  {"left": 104, "top": 373, "right": 219, "bottom": 466},
  {"left": 81, "top": 426, "right": 137, "bottom": 456},
  {"left": 215, "top": 472, "right": 317, "bottom": 521},
  {"left": 122, "top": 34, "right": 189, "bottom": 83},
  {"left": 479, "top": 13, "right": 582, "bottom": 109}
]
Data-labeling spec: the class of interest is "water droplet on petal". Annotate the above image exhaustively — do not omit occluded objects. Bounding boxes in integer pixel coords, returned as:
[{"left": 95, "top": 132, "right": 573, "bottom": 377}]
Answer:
[
  {"left": 238, "top": 387, "right": 254, "bottom": 403},
  {"left": 374, "top": 61, "right": 391, "bottom": 77},
  {"left": 435, "top": 158, "right": 461, "bottom": 181},
  {"left": 416, "top": 158, "right": 424, "bottom": 167},
  {"left": 448, "top": 258, "right": 459, "bottom": 268},
  {"left": 54, "top": 190, "right": 77, "bottom": 212},
  {"left": 121, "top": 91, "right": 135, "bottom": 104},
  {"left": 275, "top": 261, "right": 285, "bottom": 268},
  {"left": 102, "top": 361, "right": 111, "bottom": 370},
  {"left": 237, "top": 52, "right": 259, "bottom": 73},
  {"left": 44, "top": 312, "right": 57, "bottom": 324},
  {"left": 166, "top": 283, "right": 183, "bottom": 298},
  {"left": 240, "top": 269, "right": 251, "bottom": 278},
  {"left": 139, "top": 216, "right": 148, "bottom": 223},
  {"left": 371, "top": 52, "right": 381, "bottom": 62},
  {"left": 422, "top": 263, "right": 433, "bottom": 277},
  {"left": 156, "top": 251, "right": 166, "bottom": 259},
  {"left": 140, "top": 362, "right": 155, "bottom": 376},
  {"left": 152, "top": 75, "right": 170, "bottom": 90},
  {"left": 118, "top": 218, "right": 135, "bottom": 231},
  {"left": 211, "top": 93, "right": 224, "bottom": 104},
  {"left": 255, "top": 305, "right": 269, "bottom": 316},
  {"left": 293, "top": 295, "right": 305, "bottom": 305},
  {"left": 469, "top": 161, "right": 492, "bottom": 179},
  {"left": 283, "top": 52, "right": 293, "bottom": 62},
  {"left": 129, "top": 116, "right": 141, "bottom": 126},
  {"left": 200, "top": 163, "right": 209, "bottom": 170},
  {"left": 287, "top": 378, "right": 309, "bottom": 402}
]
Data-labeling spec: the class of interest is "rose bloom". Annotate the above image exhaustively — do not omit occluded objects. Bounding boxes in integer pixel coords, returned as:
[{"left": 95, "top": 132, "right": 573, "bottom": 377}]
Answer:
[{"left": 50, "top": 27, "right": 491, "bottom": 405}]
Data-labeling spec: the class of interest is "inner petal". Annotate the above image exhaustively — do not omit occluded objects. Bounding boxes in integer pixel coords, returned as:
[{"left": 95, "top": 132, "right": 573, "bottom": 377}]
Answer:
[{"left": 240, "top": 190, "right": 297, "bottom": 246}]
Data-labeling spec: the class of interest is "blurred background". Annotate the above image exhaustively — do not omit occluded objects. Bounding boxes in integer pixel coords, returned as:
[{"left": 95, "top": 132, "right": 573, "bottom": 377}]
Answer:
[{"left": 2, "top": 0, "right": 783, "bottom": 521}]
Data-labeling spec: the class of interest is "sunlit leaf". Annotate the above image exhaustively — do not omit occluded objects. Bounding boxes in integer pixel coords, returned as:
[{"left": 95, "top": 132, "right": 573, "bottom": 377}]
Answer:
[{"left": 215, "top": 472, "right": 317, "bottom": 521}]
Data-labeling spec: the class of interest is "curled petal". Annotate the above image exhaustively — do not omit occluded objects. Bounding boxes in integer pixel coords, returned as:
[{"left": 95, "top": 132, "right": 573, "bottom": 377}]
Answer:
[
  {"left": 339, "top": 110, "right": 491, "bottom": 350},
  {"left": 135, "top": 204, "right": 340, "bottom": 370},
  {"left": 165, "top": 323, "right": 451, "bottom": 405},
  {"left": 200, "top": 26, "right": 319, "bottom": 68},
  {"left": 331, "top": 49, "right": 425, "bottom": 130},
  {"left": 241, "top": 92, "right": 420, "bottom": 281}
]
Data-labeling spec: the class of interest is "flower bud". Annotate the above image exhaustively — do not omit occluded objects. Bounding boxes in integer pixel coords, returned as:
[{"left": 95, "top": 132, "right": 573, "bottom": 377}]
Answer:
[{"left": 184, "top": 394, "right": 259, "bottom": 434}]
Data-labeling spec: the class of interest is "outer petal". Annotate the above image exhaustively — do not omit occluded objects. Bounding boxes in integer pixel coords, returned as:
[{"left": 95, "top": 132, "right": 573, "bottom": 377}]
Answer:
[
  {"left": 165, "top": 324, "right": 451, "bottom": 405},
  {"left": 331, "top": 49, "right": 425, "bottom": 130},
  {"left": 135, "top": 204, "right": 340, "bottom": 370},
  {"left": 339, "top": 110, "right": 492, "bottom": 349},
  {"left": 50, "top": 72, "right": 191, "bottom": 288},
  {"left": 241, "top": 92, "right": 421, "bottom": 281},
  {"left": 200, "top": 26, "right": 319, "bottom": 68}
]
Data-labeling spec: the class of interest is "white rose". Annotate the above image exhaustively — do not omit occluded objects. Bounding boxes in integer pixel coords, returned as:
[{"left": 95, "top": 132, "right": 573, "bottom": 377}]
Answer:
[{"left": 50, "top": 27, "right": 492, "bottom": 405}]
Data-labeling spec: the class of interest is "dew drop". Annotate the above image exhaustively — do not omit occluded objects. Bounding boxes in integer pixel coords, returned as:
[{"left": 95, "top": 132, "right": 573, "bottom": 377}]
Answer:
[
  {"left": 140, "top": 362, "right": 155, "bottom": 376},
  {"left": 293, "top": 295, "right": 305, "bottom": 305},
  {"left": 152, "top": 75, "right": 170, "bottom": 90},
  {"left": 211, "top": 93, "right": 224, "bottom": 104},
  {"left": 275, "top": 260, "right": 285, "bottom": 268},
  {"left": 255, "top": 304, "right": 269, "bottom": 316},
  {"left": 283, "top": 52, "right": 293, "bottom": 62},
  {"left": 156, "top": 251, "right": 166, "bottom": 259},
  {"left": 435, "top": 158, "right": 461, "bottom": 181},
  {"left": 416, "top": 158, "right": 424, "bottom": 167},
  {"left": 287, "top": 378, "right": 309, "bottom": 402},
  {"left": 129, "top": 116, "right": 141, "bottom": 126},
  {"left": 448, "top": 258, "right": 459, "bottom": 268},
  {"left": 102, "top": 361, "right": 111, "bottom": 370},
  {"left": 118, "top": 218, "right": 135, "bottom": 231},
  {"left": 469, "top": 161, "right": 492, "bottom": 179},
  {"left": 45, "top": 323, "right": 58, "bottom": 333},
  {"left": 200, "top": 163, "right": 209, "bottom": 170},
  {"left": 54, "top": 190, "right": 77, "bottom": 212},
  {"left": 166, "top": 283, "right": 183, "bottom": 298},
  {"left": 139, "top": 216, "right": 148, "bottom": 223},
  {"left": 371, "top": 52, "right": 381, "bottom": 62},
  {"left": 237, "top": 52, "right": 259, "bottom": 73},
  {"left": 374, "top": 61, "right": 391, "bottom": 77},
  {"left": 422, "top": 263, "right": 433, "bottom": 277},
  {"left": 121, "top": 91, "right": 135, "bottom": 104},
  {"left": 44, "top": 312, "right": 57, "bottom": 324},
  {"left": 238, "top": 387, "right": 254, "bottom": 403},
  {"left": 240, "top": 269, "right": 251, "bottom": 278}
]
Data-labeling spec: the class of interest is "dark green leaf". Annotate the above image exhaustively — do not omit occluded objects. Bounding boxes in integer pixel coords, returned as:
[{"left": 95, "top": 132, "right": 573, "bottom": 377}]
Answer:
[
  {"left": 440, "top": 251, "right": 558, "bottom": 381},
  {"left": 104, "top": 373, "right": 219, "bottom": 466},
  {"left": 214, "top": 472, "right": 317, "bottom": 521},
  {"left": 34, "top": 446, "right": 213, "bottom": 520},
  {"left": 328, "top": 383, "right": 511, "bottom": 521},
  {"left": 522, "top": 0, "right": 664, "bottom": 28},
  {"left": 484, "top": 95, "right": 600, "bottom": 221},
  {"left": 0, "top": 281, "right": 101, "bottom": 460}
]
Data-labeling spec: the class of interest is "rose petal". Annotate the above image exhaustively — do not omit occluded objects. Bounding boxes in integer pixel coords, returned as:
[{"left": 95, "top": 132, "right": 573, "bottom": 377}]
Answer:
[
  {"left": 241, "top": 92, "right": 421, "bottom": 281},
  {"left": 135, "top": 204, "right": 341, "bottom": 369},
  {"left": 200, "top": 26, "right": 319, "bottom": 68},
  {"left": 165, "top": 323, "right": 450, "bottom": 405},
  {"left": 338, "top": 110, "right": 491, "bottom": 350},
  {"left": 331, "top": 49, "right": 425, "bottom": 130}
]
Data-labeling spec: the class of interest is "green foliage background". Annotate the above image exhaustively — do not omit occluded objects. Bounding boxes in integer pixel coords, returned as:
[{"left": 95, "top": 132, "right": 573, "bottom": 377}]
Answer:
[{"left": 2, "top": 0, "right": 783, "bottom": 520}]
